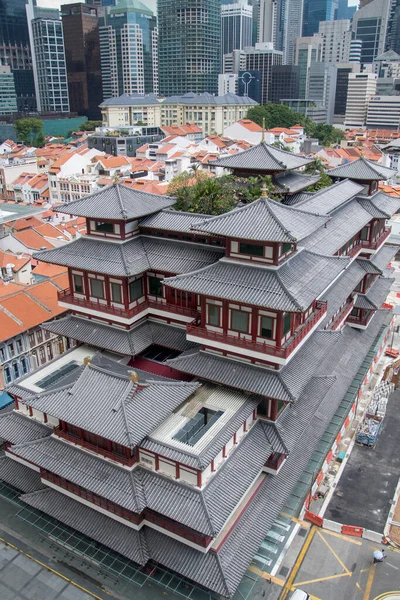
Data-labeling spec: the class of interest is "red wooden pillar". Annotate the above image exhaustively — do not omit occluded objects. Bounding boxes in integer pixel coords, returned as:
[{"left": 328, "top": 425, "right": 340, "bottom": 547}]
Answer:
[
  {"left": 270, "top": 399, "right": 278, "bottom": 421},
  {"left": 276, "top": 312, "right": 283, "bottom": 347},
  {"left": 84, "top": 272, "right": 90, "bottom": 301},
  {"left": 200, "top": 296, "right": 207, "bottom": 326},
  {"left": 222, "top": 300, "right": 229, "bottom": 332},
  {"left": 251, "top": 308, "right": 258, "bottom": 341},
  {"left": 104, "top": 275, "right": 111, "bottom": 306},
  {"left": 67, "top": 269, "right": 74, "bottom": 293},
  {"left": 123, "top": 279, "right": 130, "bottom": 309}
]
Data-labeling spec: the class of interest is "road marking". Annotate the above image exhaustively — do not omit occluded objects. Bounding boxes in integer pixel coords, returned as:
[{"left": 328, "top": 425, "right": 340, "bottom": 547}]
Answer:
[
  {"left": 386, "top": 562, "right": 399, "bottom": 570},
  {"left": 292, "top": 518, "right": 311, "bottom": 528},
  {"left": 361, "top": 569, "right": 370, "bottom": 573},
  {"left": 293, "top": 572, "right": 350, "bottom": 586},
  {"left": 0, "top": 536, "right": 106, "bottom": 600},
  {"left": 317, "top": 530, "right": 352, "bottom": 575},
  {"left": 373, "top": 593, "right": 400, "bottom": 600},
  {"left": 357, "top": 583, "right": 364, "bottom": 592},
  {"left": 363, "top": 564, "right": 376, "bottom": 600},
  {"left": 248, "top": 565, "right": 285, "bottom": 586},
  {"left": 279, "top": 526, "right": 317, "bottom": 600},
  {"left": 321, "top": 528, "right": 363, "bottom": 545}
]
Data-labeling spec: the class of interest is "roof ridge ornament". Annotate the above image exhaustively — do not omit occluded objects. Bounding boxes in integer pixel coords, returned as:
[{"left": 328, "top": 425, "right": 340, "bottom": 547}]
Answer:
[{"left": 260, "top": 182, "right": 268, "bottom": 198}]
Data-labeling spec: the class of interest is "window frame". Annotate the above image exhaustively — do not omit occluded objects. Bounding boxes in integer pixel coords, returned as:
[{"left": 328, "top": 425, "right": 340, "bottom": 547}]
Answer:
[
  {"left": 239, "top": 242, "right": 264, "bottom": 257},
  {"left": 207, "top": 303, "right": 220, "bottom": 327},
  {"left": 111, "top": 282, "right": 122, "bottom": 304},
  {"left": 73, "top": 274, "right": 84, "bottom": 294},
  {"left": 230, "top": 309, "right": 249, "bottom": 333},
  {"left": 283, "top": 313, "right": 291, "bottom": 335},
  {"left": 90, "top": 278, "right": 104, "bottom": 299},
  {"left": 260, "top": 316, "right": 274, "bottom": 339},
  {"left": 95, "top": 221, "right": 114, "bottom": 233},
  {"left": 148, "top": 276, "right": 163, "bottom": 298},
  {"left": 129, "top": 278, "right": 143, "bottom": 302}
]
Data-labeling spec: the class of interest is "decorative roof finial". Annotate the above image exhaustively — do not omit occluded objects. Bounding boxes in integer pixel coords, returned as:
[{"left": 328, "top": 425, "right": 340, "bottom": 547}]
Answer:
[
  {"left": 262, "top": 117, "right": 266, "bottom": 143},
  {"left": 83, "top": 356, "right": 91, "bottom": 367},
  {"left": 260, "top": 182, "right": 268, "bottom": 198},
  {"left": 360, "top": 148, "right": 365, "bottom": 159},
  {"left": 129, "top": 370, "right": 139, "bottom": 384},
  {"left": 112, "top": 173, "right": 120, "bottom": 185}
]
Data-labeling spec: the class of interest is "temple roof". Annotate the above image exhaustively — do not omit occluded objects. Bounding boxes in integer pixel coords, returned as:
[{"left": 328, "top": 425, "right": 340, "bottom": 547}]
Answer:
[
  {"left": 357, "top": 192, "right": 400, "bottom": 218},
  {"left": 365, "top": 275, "right": 394, "bottom": 307},
  {"left": 41, "top": 316, "right": 196, "bottom": 356},
  {"left": 191, "top": 197, "right": 329, "bottom": 243},
  {"left": 54, "top": 183, "right": 175, "bottom": 220},
  {"left": 0, "top": 456, "right": 45, "bottom": 493},
  {"left": 294, "top": 179, "right": 364, "bottom": 215},
  {"left": 24, "top": 361, "right": 199, "bottom": 448},
  {"left": 326, "top": 158, "right": 396, "bottom": 182},
  {"left": 272, "top": 171, "right": 320, "bottom": 194},
  {"left": 371, "top": 244, "right": 398, "bottom": 272},
  {"left": 164, "top": 251, "right": 349, "bottom": 311},
  {"left": 140, "top": 210, "right": 213, "bottom": 233},
  {"left": 354, "top": 294, "right": 378, "bottom": 310},
  {"left": 33, "top": 236, "right": 224, "bottom": 277},
  {"left": 320, "top": 261, "right": 367, "bottom": 326},
  {"left": 0, "top": 411, "right": 51, "bottom": 445},
  {"left": 209, "top": 142, "right": 313, "bottom": 172}
]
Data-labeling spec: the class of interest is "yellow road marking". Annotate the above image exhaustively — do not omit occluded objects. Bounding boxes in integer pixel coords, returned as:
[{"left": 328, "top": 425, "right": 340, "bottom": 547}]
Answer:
[
  {"left": 279, "top": 526, "right": 317, "bottom": 600},
  {"left": 357, "top": 583, "right": 364, "bottom": 592},
  {"left": 363, "top": 564, "right": 376, "bottom": 600},
  {"left": 294, "top": 572, "right": 350, "bottom": 586},
  {"left": 0, "top": 536, "right": 106, "bottom": 600},
  {"left": 373, "top": 592, "right": 400, "bottom": 599},
  {"left": 248, "top": 565, "right": 285, "bottom": 586},
  {"left": 317, "top": 530, "right": 352, "bottom": 575},
  {"left": 321, "top": 528, "right": 363, "bottom": 545},
  {"left": 308, "top": 595, "right": 322, "bottom": 600},
  {"left": 361, "top": 569, "right": 370, "bottom": 573}
]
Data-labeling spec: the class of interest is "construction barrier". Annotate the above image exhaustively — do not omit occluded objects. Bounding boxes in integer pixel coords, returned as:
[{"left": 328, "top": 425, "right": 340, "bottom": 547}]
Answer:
[
  {"left": 304, "top": 511, "right": 383, "bottom": 541},
  {"left": 342, "top": 525, "right": 363, "bottom": 537}
]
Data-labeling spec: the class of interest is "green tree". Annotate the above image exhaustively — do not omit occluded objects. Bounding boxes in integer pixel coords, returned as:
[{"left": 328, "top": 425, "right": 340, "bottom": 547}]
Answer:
[
  {"left": 15, "top": 118, "right": 45, "bottom": 147},
  {"left": 313, "top": 124, "right": 345, "bottom": 147},
  {"left": 305, "top": 157, "right": 332, "bottom": 191},
  {"left": 79, "top": 120, "right": 102, "bottom": 131}
]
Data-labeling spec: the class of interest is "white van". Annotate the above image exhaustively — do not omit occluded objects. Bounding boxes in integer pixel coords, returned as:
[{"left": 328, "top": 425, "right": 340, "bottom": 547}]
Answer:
[{"left": 290, "top": 590, "right": 310, "bottom": 600}]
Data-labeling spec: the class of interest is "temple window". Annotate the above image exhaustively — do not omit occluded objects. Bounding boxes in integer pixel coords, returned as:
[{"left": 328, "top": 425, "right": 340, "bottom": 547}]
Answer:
[
  {"left": 283, "top": 313, "right": 291, "bottom": 335},
  {"left": 260, "top": 316, "right": 274, "bottom": 339},
  {"left": 149, "top": 276, "right": 163, "bottom": 297},
  {"left": 231, "top": 309, "right": 249, "bottom": 333},
  {"left": 95, "top": 222, "right": 114, "bottom": 233},
  {"left": 111, "top": 283, "right": 122, "bottom": 303},
  {"left": 239, "top": 242, "right": 264, "bottom": 257},
  {"left": 129, "top": 278, "right": 143, "bottom": 301},
  {"left": 207, "top": 303, "right": 220, "bottom": 326},
  {"left": 73, "top": 274, "right": 83, "bottom": 294},
  {"left": 90, "top": 279, "right": 104, "bottom": 299},
  {"left": 281, "top": 243, "right": 292, "bottom": 255},
  {"left": 360, "top": 226, "right": 369, "bottom": 241}
]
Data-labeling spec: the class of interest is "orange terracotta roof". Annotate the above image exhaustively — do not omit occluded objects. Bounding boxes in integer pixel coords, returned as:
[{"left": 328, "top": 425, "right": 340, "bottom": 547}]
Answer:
[
  {"left": 34, "top": 223, "right": 68, "bottom": 240},
  {"left": 96, "top": 156, "right": 131, "bottom": 168},
  {"left": 136, "top": 144, "right": 149, "bottom": 153},
  {"left": 156, "top": 144, "right": 176, "bottom": 153},
  {"left": 97, "top": 177, "right": 112, "bottom": 186},
  {"left": 379, "top": 184, "right": 400, "bottom": 197},
  {"left": 236, "top": 119, "right": 264, "bottom": 132},
  {"left": 13, "top": 229, "right": 55, "bottom": 250},
  {"left": 33, "top": 262, "right": 67, "bottom": 278},
  {"left": 0, "top": 251, "right": 30, "bottom": 271},
  {"left": 11, "top": 217, "right": 43, "bottom": 232},
  {"left": 0, "top": 281, "right": 27, "bottom": 298},
  {"left": 284, "top": 137, "right": 296, "bottom": 143}
]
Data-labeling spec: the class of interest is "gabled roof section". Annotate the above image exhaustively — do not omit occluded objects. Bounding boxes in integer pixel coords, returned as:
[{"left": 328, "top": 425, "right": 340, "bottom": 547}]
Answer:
[
  {"left": 191, "top": 198, "right": 329, "bottom": 243},
  {"left": 54, "top": 183, "right": 175, "bottom": 220},
  {"left": 357, "top": 191, "right": 400, "bottom": 219},
  {"left": 326, "top": 158, "right": 396, "bottom": 181},
  {"left": 210, "top": 142, "right": 313, "bottom": 172},
  {"left": 272, "top": 171, "right": 320, "bottom": 194},
  {"left": 370, "top": 244, "right": 398, "bottom": 272},
  {"left": 164, "top": 251, "right": 349, "bottom": 311},
  {"left": 295, "top": 179, "right": 364, "bottom": 215},
  {"left": 140, "top": 209, "right": 213, "bottom": 233}
]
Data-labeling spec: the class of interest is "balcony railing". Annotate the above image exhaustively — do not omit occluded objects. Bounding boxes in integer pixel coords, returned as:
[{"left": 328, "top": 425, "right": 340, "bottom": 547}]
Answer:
[
  {"left": 187, "top": 300, "right": 327, "bottom": 359},
  {"left": 58, "top": 289, "right": 198, "bottom": 320},
  {"left": 54, "top": 426, "right": 136, "bottom": 466},
  {"left": 347, "top": 310, "right": 375, "bottom": 328},
  {"left": 360, "top": 227, "right": 391, "bottom": 251},
  {"left": 330, "top": 300, "right": 354, "bottom": 331}
]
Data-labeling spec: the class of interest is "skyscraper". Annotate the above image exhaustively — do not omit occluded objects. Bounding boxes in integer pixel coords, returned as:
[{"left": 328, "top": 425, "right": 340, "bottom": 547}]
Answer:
[
  {"left": 303, "top": 0, "right": 339, "bottom": 37},
  {"left": 282, "top": 0, "right": 304, "bottom": 64},
  {"left": 295, "top": 35, "right": 322, "bottom": 98},
  {"left": 61, "top": 3, "right": 103, "bottom": 119},
  {"left": 158, "top": 0, "right": 221, "bottom": 95},
  {"left": 318, "top": 19, "right": 353, "bottom": 63},
  {"left": 0, "top": 65, "right": 18, "bottom": 115},
  {"left": 99, "top": 0, "right": 157, "bottom": 99},
  {"left": 244, "top": 42, "right": 282, "bottom": 103},
  {"left": 258, "top": 0, "right": 277, "bottom": 45},
  {"left": 221, "top": 0, "right": 252, "bottom": 56},
  {"left": 0, "top": 0, "right": 36, "bottom": 111},
  {"left": 352, "top": 0, "right": 391, "bottom": 64}
]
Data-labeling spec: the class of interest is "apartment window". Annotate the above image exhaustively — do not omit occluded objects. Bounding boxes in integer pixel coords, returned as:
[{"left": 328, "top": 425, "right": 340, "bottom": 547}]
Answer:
[
  {"left": 239, "top": 243, "right": 264, "bottom": 257},
  {"left": 21, "top": 358, "right": 28, "bottom": 375},
  {"left": 231, "top": 310, "right": 249, "bottom": 333},
  {"left": 16, "top": 339, "right": 23, "bottom": 353},
  {"left": 260, "top": 316, "right": 274, "bottom": 339},
  {"left": 90, "top": 279, "right": 104, "bottom": 299},
  {"left": 8, "top": 343, "right": 15, "bottom": 357},
  {"left": 95, "top": 222, "right": 114, "bottom": 233},
  {"left": 13, "top": 363, "right": 19, "bottom": 379},
  {"left": 36, "top": 330, "right": 43, "bottom": 344},
  {"left": 129, "top": 279, "right": 143, "bottom": 302},
  {"left": 207, "top": 304, "right": 220, "bottom": 326},
  {"left": 111, "top": 283, "right": 122, "bottom": 303},
  {"left": 45, "top": 330, "right": 51, "bottom": 340},
  {"left": 73, "top": 274, "right": 84, "bottom": 294},
  {"left": 39, "top": 347, "right": 46, "bottom": 364},
  {"left": 283, "top": 313, "right": 291, "bottom": 335},
  {"left": 0, "top": 346, "right": 5, "bottom": 361},
  {"left": 4, "top": 366, "right": 11, "bottom": 384},
  {"left": 47, "top": 343, "right": 53, "bottom": 361},
  {"left": 148, "top": 276, "right": 163, "bottom": 297}
]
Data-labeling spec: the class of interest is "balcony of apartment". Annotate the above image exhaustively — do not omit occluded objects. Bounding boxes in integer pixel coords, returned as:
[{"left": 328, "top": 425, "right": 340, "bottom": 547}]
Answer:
[
  {"left": 58, "top": 289, "right": 199, "bottom": 322},
  {"left": 360, "top": 227, "right": 391, "bottom": 252},
  {"left": 347, "top": 308, "right": 375, "bottom": 330},
  {"left": 187, "top": 300, "right": 327, "bottom": 364}
]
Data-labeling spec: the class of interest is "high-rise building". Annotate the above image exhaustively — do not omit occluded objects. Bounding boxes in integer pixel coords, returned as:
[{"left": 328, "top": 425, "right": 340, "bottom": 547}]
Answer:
[
  {"left": 258, "top": 0, "right": 277, "bottom": 45},
  {"left": 344, "top": 72, "right": 377, "bottom": 126},
  {"left": 221, "top": 1, "right": 253, "bottom": 56},
  {"left": 99, "top": 0, "right": 158, "bottom": 99},
  {"left": 244, "top": 42, "right": 283, "bottom": 103},
  {"left": 303, "top": 0, "right": 338, "bottom": 37},
  {"left": 26, "top": 1, "right": 69, "bottom": 114},
  {"left": 218, "top": 73, "right": 239, "bottom": 94},
  {"left": 282, "top": 0, "right": 304, "bottom": 64},
  {"left": 0, "top": 0, "right": 36, "bottom": 111},
  {"left": 333, "top": 62, "right": 360, "bottom": 123},
  {"left": 352, "top": 0, "right": 391, "bottom": 64},
  {"left": 0, "top": 65, "right": 18, "bottom": 115},
  {"left": 307, "top": 62, "right": 337, "bottom": 123},
  {"left": 385, "top": 0, "right": 400, "bottom": 55},
  {"left": 318, "top": 19, "right": 352, "bottom": 63},
  {"left": 373, "top": 50, "right": 400, "bottom": 95},
  {"left": 295, "top": 35, "right": 322, "bottom": 98},
  {"left": 270, "top": 64, "right": 300, "bottom": 103},
  {"left": 335, "top": 0, "right": 356, "bottom": 20},
  {"left": 61, "top": 3, "right": 103, "bottom": 119},
  {"left": 366, "top": 95, "right": 400, "bottom": 129},
  {"left": 223, "top": 49, "right": 247, "bottom": 73},
  {"left": 158, "top": 0, "right": 221, "bottom": 96}
]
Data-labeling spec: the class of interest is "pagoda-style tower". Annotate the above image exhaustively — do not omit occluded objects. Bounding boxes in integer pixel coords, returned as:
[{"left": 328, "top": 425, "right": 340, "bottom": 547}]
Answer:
[{"left": 0, "top": 158, "right": 399, "bottom": 599}]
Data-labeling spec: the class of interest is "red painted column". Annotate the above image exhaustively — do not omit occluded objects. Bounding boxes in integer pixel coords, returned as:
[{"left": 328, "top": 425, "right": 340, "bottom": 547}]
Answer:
[
  {"left": 67, "top": 269, "right": 73, "bottom": 293},
  {"left": 251, "top": 307, "right": 258, "bottom": 341},
  {"left": 270, "top": 399, "right": 278, "bottom": 421},
  {"left": 276, "top": 312, "right": 283, "bottom": 348},
  {"left": 200, "top": 296, "right": 206, "bottom": 327},
  {"left": 123, "top": 279, "right": 129, "bottom": 309},
  {"left": 222, "top": 300, "right": 229, "bottom": 332},
  {"left": 197, "top": 471, "right": 202, "bottom": 487},
  {"left": 104, "top": 275, "right": 111, "bottom": 306},
  {"left": 175, "top": 463, "right": 180, "bottom": 478},
  {"left": 84, "top": 272, "right": 90, "bottom": 301}
]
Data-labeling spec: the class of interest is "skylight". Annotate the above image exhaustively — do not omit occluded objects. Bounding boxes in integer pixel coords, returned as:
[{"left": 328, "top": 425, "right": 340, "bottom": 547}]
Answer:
[{"left": 172, "top": 407, "right": 223, "bottom": 447}]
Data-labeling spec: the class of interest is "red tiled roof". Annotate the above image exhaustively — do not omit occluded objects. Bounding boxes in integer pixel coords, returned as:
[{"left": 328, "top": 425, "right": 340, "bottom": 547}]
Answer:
[
  {"left": 33, "top": 262, "right": 67, "bottom": 278},
  {"left": 13, "top": 229, "right": 55, "bottom": 250}
]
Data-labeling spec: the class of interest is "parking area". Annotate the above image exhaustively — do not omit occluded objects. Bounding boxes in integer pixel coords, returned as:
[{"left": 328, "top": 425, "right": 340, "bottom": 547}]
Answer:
[{"left": 325, "top": 388, "right": 400, "bottom": 532}]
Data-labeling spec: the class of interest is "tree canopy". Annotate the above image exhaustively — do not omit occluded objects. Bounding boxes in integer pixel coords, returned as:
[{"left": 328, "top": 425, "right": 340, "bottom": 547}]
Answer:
[
  {"left": 15, "top": 118, "right": 45, "bottom": 147},
  {"left": 247, "top": 103, "right": 345, "bottom": 147},
  {"left": 79, "top": 120, "right": 102, "bottom": 131}
]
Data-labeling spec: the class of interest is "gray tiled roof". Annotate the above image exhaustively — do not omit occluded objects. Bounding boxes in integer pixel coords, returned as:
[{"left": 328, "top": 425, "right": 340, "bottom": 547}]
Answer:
[
  {"left": 0, "top": 456, "right": 44, "bottom": 493},
  {"left": 272, "top": 171, "right": 320, "bottom": 193},
  {"left": 357, "top": 193, "right": 400, "bottom": 218},
  {"left": 357, "top": 258, "right": 382, "bottom": 275},
  {"left": 165, "top": 251, "right": 349, "bottom": 311},
  {"left": 371, "top": 244, "right": 398, "bottom": 272},
  {"left": 0, "top": 412, "right": 51, "bottom": 445},
  {"left": 100, "top": 93, "right": 160, "bottom": 107},
  {"left": 282, "top": 191, "right": 314, "bottom": 206},
  {"left": 326, "top": 158, "right": 396, "bottom": 181},
  {"left": 320, "top": 261, "right": 366, "bottom": 326},
  {"left": 161, "top": 91, "right": 257, "bottom": 106},
  {"left": 191, "top": 197, "right": 329, "bottom": 242},
  {"left": 55, "top": 184, "right": 175, "bottom": 220},
  {"left": 21, "top": 488, "right": 149, "bottom": 565},
  {"left": 295, "top": 179, "right": 364, "bottom": 215},
  {"left": 33, "top": 236, "right": 224, "bottom": 277},
  {"left": 25, "top": 363, "right": 199, "bottom": 448},
  {"left": 140, "top": 210, "right": 212, "bottom": 233},
  {"left": 366, "top": 276, "right": 394, "bottom": 307},
  {"left": 300, "top": 200, "right": 373, "bottom": 255},
  {"left": 210, "top": 142, "right": 313, "bottom": 172},
  {"left": 42, "top": 316, "right": 196, "bottom": 356},
  {"left": 354, "top": 294, "right": 378, "bottom": 310}
]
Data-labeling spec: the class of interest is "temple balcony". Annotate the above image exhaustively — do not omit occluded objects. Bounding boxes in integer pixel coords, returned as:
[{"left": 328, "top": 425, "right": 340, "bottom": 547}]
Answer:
[
  {"left": 359, "top": 227, "right": 391, "bottom": 254},
  {"left": 262, "top": 451, "right": 287, "bottom": 475},
  {"left": 330, "top": 300, "right": 355, "bottom": 331},
  {"left": 187, "top": 300, "right": 327, "bottom": 366},
  {"left": 346, "top": 308, "right": 375, "bottom": 330},
  {"left": 58, "top": 289, "right": 198, "bottom": 324}
]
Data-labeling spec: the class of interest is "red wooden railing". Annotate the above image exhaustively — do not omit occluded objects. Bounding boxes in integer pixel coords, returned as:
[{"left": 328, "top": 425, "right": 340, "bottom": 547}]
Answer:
[
  {"left": 187, "top": 301, "right": 327, "bottom": 359},
  {"left": 331, "top": 300, "right": 354, "bottom": 330},
  {"left": 54, "top": 426, "right": 136, "bottom": 466},
  {"left": 360, "top": 227, "right": 391, "bottom": 250},
  {"left": 58, "top": 289, "right": 198, "bottom": 320},
  {"left": 347, "top": 310, "right": 375, "bottom": 327}
]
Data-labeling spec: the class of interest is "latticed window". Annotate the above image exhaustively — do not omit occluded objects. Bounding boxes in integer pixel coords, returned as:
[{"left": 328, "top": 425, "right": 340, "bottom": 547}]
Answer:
[{"left": 231, "top": 310, "right": 249, "bottom": 333}]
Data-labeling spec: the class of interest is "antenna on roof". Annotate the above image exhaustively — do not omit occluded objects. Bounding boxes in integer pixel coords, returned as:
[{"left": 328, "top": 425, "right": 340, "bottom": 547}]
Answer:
[{"left": 262, "top": 117, "right": 266, "bottom": 143}]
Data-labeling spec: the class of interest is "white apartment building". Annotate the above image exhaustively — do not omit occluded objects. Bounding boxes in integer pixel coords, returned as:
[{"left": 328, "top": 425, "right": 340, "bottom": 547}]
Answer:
[
  {"left": 344, "top": 72, "right": 377, "bottom": 127},
  {"left": 366, "top": 96, "right": 400, "bottom": 130},
  {"left": 48, "top": 148, "right": 104, "bottom": 204},
  {"left": 218, "top": 73, "right": 238, "bottom": 95},
  {"left": 318, "top": 20, "right": 353, "bottom": 64}
]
